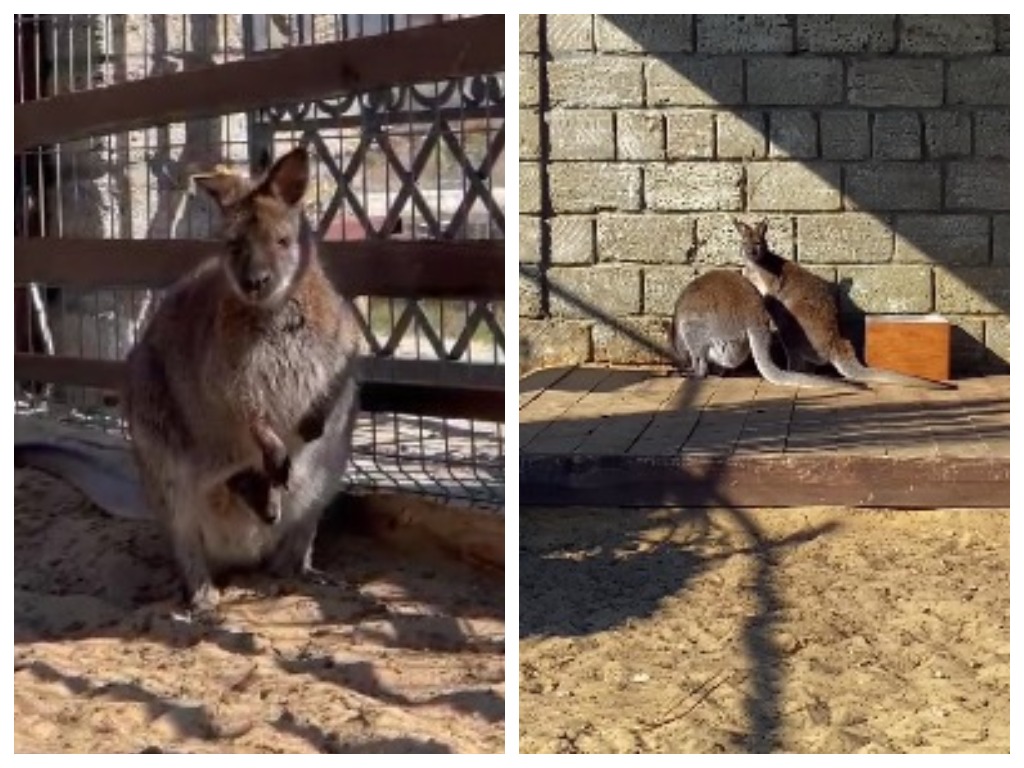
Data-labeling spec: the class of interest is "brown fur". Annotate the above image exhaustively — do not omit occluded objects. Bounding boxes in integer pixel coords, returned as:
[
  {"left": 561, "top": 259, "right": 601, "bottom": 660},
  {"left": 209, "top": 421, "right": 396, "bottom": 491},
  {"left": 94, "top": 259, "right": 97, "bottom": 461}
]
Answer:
[
  {"left": 124, "top": 147, "right": 361, "bottom": 614},
  {"left": 671, "top": 269, "right": 861, "bottom": 389},
  {"left": 734, "top": 218, "right": 953, "bottom": 390}
]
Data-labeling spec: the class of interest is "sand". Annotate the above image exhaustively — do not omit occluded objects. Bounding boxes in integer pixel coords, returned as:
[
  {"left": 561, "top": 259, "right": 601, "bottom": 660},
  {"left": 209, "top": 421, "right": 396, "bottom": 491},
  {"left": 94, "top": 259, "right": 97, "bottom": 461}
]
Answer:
[
  {"left": 519, "top": 505, "right": 1009, "bottom": 754},
  {"left": 14, "top": 468, "right": 504, "bottom": 754}
]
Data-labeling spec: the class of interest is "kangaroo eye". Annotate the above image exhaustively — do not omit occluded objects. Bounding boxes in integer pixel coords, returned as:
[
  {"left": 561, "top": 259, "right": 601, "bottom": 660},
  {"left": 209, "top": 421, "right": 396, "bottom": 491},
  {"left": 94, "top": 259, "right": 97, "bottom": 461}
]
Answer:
[{"left": 277, "top": 237, "right": 289, "bottom": 248}]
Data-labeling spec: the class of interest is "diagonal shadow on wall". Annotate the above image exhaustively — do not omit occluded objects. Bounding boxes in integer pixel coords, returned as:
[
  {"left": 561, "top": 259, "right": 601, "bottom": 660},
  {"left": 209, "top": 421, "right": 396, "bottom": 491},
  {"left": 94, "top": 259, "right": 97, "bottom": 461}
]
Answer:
[{"left": 524, "top": 14, "right": 1009, "bottom": 375}]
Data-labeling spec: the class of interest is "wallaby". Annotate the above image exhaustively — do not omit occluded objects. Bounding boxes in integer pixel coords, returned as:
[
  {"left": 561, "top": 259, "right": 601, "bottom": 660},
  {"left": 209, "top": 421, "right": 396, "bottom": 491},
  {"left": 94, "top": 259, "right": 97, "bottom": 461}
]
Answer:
[
  {"left": 671, "top": 269, "right": 862, "bottom": 390},
  {"left": 123, "top": 147, "right": 361, "bottom": 616},
  {"left": 733, "top": 218, "right": 953, "bottom": 390}
]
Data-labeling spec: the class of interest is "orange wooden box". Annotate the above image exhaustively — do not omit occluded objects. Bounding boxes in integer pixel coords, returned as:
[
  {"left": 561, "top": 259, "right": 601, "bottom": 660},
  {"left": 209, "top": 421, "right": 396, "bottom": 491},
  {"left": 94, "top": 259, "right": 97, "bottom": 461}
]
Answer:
[{"left": 864, "top": 315, "right": 951, "bottom": 382}]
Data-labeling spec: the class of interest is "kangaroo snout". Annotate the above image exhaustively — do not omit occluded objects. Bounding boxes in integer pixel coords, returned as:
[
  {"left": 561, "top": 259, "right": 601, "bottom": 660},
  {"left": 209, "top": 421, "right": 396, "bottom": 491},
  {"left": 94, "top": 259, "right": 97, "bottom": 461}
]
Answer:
[
  {"left": 239, "top": 268, "right": 273, "bottom": 296},
  {"left": 226, "top": 248, "right": 292, "bottom": 305}
]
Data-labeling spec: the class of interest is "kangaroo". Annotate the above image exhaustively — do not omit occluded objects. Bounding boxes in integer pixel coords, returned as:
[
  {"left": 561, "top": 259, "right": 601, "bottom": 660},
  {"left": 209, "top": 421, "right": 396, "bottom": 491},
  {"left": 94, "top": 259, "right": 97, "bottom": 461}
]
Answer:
[
  {"left": 123, "top": 147, "right": 361, "bottom": 616},
  {"left": 734, "top": 218, "right": 953, "bottom": 390},
  {"left": 671, "top": 269, "right": 862, "bottom": 390}
]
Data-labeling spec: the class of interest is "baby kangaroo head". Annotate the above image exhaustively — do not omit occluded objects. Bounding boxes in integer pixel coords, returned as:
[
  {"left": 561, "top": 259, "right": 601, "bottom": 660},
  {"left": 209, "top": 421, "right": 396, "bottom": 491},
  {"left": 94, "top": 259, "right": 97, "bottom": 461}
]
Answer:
[
  {"left": 194, "top": 147, "right": 312, "bottom": 309},
  {"left": 732, "top": 217, "right": 771, "bottom": 264}
]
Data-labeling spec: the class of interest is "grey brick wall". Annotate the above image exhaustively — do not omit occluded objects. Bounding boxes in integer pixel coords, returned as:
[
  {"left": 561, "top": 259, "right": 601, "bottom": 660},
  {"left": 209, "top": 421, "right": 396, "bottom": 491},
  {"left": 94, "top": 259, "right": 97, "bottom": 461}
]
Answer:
[{"left": 520, "top": 14, "right": 1010, "bottom": 374}]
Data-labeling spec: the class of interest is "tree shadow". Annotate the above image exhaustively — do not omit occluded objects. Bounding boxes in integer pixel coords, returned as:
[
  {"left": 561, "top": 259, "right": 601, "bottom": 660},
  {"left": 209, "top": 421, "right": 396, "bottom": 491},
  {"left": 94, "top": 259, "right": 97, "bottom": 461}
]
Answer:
[
  {"left": 519, "top": 499, "right": 837, "bottom": 752},
  {"left": 519, "top": 354, "right": 1006, "bottom": 752},
  {"left": 277, "top": 656, "right": 505, "bottom": 724},
  {"left": 17, "top": 659, "right": 218, "bottom": 743},
  {"left": 13, "top": 467, "right": 504, "bottom": 753},
  {"left": 271, "top": 708, "right": 455, "bottom": 753}
]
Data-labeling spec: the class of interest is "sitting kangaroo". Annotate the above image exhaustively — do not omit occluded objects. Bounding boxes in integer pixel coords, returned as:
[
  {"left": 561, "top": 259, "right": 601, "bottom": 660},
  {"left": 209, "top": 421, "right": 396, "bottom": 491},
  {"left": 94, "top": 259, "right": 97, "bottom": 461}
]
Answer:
[
  {"left": 671, "top": 269, "right": 861, "bottom": 389},
  {"left": 123, "top": 147, "right": 361, "bottom": 615},
  {"left": 734, "top": 218, "right": 952, "bottom": 390}
]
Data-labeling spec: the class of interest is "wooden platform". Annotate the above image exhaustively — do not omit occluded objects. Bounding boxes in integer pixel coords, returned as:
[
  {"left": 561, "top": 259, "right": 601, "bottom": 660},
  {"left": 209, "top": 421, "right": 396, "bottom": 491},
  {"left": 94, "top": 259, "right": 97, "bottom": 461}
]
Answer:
[{"left": 520, "top": 367, "right": 1009, "bottom": 508}]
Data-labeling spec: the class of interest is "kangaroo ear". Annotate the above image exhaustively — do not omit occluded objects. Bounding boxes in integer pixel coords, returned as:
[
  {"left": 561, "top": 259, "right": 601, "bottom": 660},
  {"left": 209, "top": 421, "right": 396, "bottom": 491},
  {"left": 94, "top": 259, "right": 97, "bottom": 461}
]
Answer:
[
  {"left": 755, "top": 219, "right": 769, "bottom": 240},
  {"left": 192, "top": 170, "right": 250, "bottom": 210},
  {"left": 263, "top": 146, "right": 310, "bottom": 207},
  {"left": 732, "top": 217, "right": 750, "bottom": 238}
]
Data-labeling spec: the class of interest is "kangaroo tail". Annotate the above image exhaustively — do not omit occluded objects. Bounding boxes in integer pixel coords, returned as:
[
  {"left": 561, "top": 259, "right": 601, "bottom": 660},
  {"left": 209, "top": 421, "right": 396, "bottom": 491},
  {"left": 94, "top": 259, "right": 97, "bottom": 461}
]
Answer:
[
  {"left": 830, "top": 340, "right": 955, "bottom": 390},
  {"left": 668, "top": 315, "right": 693, "bottom": 372},
  {"left": 748, "top": 327, "right": 863, "bottom": 391}
]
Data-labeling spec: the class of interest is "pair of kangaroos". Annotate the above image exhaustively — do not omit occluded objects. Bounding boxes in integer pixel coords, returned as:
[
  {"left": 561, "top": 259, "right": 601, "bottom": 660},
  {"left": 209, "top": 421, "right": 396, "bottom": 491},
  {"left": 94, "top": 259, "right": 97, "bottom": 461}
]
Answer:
[
  {"left": 671, "top": 219, "right": 952, "bottom": 391},
  {"left": 123, "top": 147, "right": 361, "bottom": 617}
]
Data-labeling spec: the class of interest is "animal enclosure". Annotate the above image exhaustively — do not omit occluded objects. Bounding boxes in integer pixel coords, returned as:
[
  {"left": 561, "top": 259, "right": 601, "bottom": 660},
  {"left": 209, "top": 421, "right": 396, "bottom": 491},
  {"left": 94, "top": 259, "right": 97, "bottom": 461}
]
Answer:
[{"left": 14, "top": 14, "right": 505, "bottom": 506}]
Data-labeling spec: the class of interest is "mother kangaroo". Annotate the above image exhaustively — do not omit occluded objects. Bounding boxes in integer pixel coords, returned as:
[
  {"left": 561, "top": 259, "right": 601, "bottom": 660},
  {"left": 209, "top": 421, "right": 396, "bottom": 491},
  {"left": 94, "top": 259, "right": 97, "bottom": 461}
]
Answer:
[{"left": 123, "top": 147, "right": 361, "bottom": 616}]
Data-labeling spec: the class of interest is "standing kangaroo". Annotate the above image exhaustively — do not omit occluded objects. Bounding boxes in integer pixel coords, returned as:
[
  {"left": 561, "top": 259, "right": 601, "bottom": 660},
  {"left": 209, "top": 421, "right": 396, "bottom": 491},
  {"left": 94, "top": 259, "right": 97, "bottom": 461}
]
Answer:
[
  {"left": 734, "top": 218, "right": 952, "bottom": 390},
  {"left": 123, "top": 147, "right": 361, "bottom": 615},
  {"left": 671, "top": 269, "right": 861, "bottom": 389}
]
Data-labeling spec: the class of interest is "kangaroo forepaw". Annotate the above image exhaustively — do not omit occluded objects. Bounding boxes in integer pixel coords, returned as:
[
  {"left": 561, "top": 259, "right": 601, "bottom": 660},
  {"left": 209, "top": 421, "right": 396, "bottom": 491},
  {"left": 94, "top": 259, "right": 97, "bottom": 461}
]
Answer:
[
  {"left": 226, "top": 469, "right": 283, "bottom": 525},
  {"left": 261, "top": 446, "right": 291, "bottom": 488},
  {"left": 296, "top": 410, "right": 326, "bottom": 443}
]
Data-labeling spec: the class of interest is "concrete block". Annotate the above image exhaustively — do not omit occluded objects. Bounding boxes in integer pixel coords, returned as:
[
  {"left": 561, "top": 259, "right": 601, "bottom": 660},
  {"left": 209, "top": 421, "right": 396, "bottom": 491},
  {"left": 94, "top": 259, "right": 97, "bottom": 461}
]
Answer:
[
  {"left": 798, "top": 213, "right": 894, "bottom": 264},
  {"left": 597, "top": 214, "right": 694, "bottom": 263},
  {"left": 946, "top": 161, "right": 1010, "bottom": 211},
  {"left": 770, "top": 111, "right": 818, "bottom": 159},
  {"left": 548, "top": 110, "right": 615, "bottom": 160},
  {"left": 848, "top": 60, "right": 943, "bottom": 107},
  {"left": 748, "top": 162, "right": 842, "bottom": 211},
  {"left": 646, "top": 163, "right": 744, "bottom": 211},
  {"left": 551, "top": 216, "right": 595, "bottom": 265},
  {"left": 549, "top": 264, "right": 642, "bottom": 317},
  {"left": 894, "top": 215, "right": 990, "bottom": 266},
  {"left": 820, "top": 110, "right": 870, "bottom": 160},
  {"left": 717, "top": 111, "right": 767, "bottom": 159},
  {"left": 647, "top": 55, "right": 743, "bottom": 106},
  {"left": 665, "top": 111, "right": 715, "bottom": 159},
  {"left": 748, "top": 58, "right": 843, "bottom": 104},
  {"left": 617, "top": 110, "right": 665, "bottom": 161},
  {"left": 549, "top": 56, "right": 644, "bottom": 107},
  {"left": 549, "top": 163, "right": 642, "bottom": 213},
  {"left": 595, "top": 14, "right": 693, "bottom": 52},
  {"left": 845, "top": 162, "right": 941, "bottom": 210}
]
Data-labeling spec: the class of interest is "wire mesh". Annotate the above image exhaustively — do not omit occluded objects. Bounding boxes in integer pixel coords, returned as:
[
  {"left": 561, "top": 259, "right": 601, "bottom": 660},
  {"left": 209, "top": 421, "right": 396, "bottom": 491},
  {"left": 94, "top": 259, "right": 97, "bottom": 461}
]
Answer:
[{"left": 14, "top": 13, "right": 505, "bottom": 509}]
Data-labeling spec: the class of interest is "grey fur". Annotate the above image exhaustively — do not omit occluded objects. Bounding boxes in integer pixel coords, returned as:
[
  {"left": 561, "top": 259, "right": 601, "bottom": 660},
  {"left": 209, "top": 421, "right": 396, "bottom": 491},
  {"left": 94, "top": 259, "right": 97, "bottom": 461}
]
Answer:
[
  {"left": 734, "top": 218, "right": 954, "bottom": 391},
  {"left": 671, "top": 269, "right": 861, "bottom": 390},
  {"left": 123, "top": 148, "right": 361, "bottom": 613}
]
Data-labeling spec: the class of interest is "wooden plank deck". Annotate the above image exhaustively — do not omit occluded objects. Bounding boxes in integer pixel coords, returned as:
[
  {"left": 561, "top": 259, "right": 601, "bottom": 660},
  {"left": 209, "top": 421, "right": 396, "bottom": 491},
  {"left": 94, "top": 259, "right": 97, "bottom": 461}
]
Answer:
[{"left": 519, "top": 366, "right": 1009, "bottom": 508}]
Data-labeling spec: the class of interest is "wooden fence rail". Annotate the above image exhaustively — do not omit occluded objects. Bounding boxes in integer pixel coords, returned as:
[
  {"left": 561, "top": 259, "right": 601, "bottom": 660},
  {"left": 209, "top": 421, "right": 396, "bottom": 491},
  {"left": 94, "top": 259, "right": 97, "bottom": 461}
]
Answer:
[
  {"left": 15, "top": 15, "right": 504, "bottom": 151},
  {"left": 14, "top": 239, "right": 504, "bottom": 299},
  {"left": 14, "top": 353, "right": 504, "bottom": 422}
]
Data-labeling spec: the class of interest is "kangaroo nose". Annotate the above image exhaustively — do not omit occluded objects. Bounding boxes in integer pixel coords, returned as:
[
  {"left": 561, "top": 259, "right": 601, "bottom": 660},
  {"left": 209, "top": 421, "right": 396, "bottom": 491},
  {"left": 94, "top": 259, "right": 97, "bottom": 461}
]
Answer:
[{"left": 241, "top": 271, "right": 272, "bottom": 294}]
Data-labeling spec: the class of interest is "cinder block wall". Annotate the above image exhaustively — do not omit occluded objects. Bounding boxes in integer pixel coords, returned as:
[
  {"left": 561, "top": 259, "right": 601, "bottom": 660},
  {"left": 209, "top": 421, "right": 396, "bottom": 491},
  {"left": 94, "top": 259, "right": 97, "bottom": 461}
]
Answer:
[{"left": 519, "top": 14, "right": 1009, "bottom": 375}]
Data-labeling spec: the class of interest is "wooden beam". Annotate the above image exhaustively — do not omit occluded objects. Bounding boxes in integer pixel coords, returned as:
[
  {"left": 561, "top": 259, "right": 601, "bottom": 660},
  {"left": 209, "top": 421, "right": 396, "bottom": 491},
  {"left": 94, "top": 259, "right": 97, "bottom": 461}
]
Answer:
[
  {"left": 360, "top": 382, "right": 503, "bottom": 423},
  {"left": 14, "top": 238, "right": 504, "bottom": 299},
  {"left": 14, "top": 354, "right": 123, "bottom": 391},
  {"left": 14, "top": 353, "right": 504, "bottom": 422},
  {"left": 15, "top": 15, "right": 504, "bottom": 151},
  {"left": 359, "top": 381, "right": 503, "bottom": 422},
  {"left": 520, "top": 454, "right": 1010, "bottom": 509},
  {"left": 363, "top": 358, "right": 504, "bottom": 389},
  {"left": 331, "top": 491, "right": 503, "bottom": 574}
]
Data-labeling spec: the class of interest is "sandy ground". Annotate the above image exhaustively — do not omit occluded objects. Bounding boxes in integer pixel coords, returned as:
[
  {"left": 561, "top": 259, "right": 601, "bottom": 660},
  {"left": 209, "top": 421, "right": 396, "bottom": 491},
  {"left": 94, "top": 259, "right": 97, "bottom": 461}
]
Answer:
[
  {"left": 14, "top": 468, "right": 504, "bottom": 754},
  {"left": 519, "top": 506, "right": 1009, "bottom": 754}
]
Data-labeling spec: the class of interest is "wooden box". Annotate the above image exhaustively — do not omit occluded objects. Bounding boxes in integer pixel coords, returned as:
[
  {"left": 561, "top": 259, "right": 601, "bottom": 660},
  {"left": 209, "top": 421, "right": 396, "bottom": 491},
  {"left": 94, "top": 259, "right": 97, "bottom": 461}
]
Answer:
[{"left": 864, "top": 314, "right": 951, "bottom": 381}]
